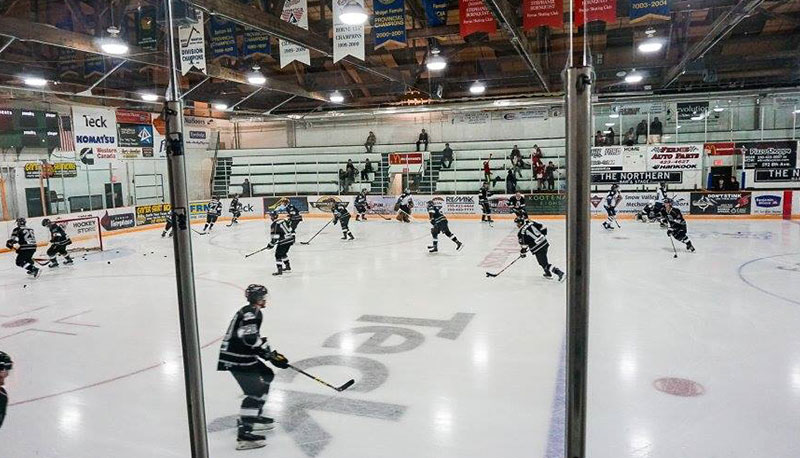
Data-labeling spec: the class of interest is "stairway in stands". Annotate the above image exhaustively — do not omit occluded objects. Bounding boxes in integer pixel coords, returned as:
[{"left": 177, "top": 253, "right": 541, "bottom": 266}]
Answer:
[
  {"left": 378, "top": 154, "right": 391, "bottom": 194},
  {"left": 212, "top": 158, "right": 233, "bottom": 198},
  {"left": 418, "top": 151, "right": 443, "bottom": 194}
]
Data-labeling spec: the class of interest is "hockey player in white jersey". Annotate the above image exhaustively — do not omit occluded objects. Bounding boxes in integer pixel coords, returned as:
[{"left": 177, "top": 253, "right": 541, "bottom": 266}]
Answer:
[{"left": 602, "top": 184, "right": 622, "bottom": 230}]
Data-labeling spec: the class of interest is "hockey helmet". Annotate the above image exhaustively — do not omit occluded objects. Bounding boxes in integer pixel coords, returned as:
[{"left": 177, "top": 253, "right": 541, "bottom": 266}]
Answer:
[
  {"left": 514, "top": 216, "right": 526, "bottom": 227},
  {"left": 268, "top": 210, "right": 279, "bottom": 220},
  {"left": 245, "top": 284, "right": 268, "bottom": 303},
  {"left": 664, "top": 198, "right": 674, "bottom": 206},
  {"left": 611, "top": 183, "right": 620, "bottom": 190},
  {"left": 0, "top": 351, "right": 12, "bottom": 371},
  {"left": 15, "top": 217, "right": 26, "bottom": 227},
  {"left": 41, "top": 218, "right": 51, "bottom": 227}
]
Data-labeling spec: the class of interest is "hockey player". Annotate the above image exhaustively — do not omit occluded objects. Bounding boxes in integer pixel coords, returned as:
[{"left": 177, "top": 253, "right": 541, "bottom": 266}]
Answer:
[
  {"left": 427, "top": 200, "right": 463, "bottom": 253},
  {"left": 161, "top": 212, "right": 173, "bottom": 237},
  {"left": 478, "top": 182, "right": 493, "bottom": 223},
  {"left": 354, "top": 189, "right": 369, "bottom": 221},
  {"left": 0, "top": 351, "right": 11, "bottom": 429},
  {"left": 664, "top": 199, "right": 695, "bottom": 252},
  {"left": 203, "top": 196, "right": 223, "bottom": 232},
  {"left": 516, "top": 216, "right": 565, "bottom": 281},
  {"left": 217, "top": 284, "right": 290, "bottom": 450},
  {"left": 5, "top": 218, "right": 40, "bottom": 278},
  {"left": 332, "top": 201, "right": 355, "bottom": 240},
  {"left": 602, "top": 184, "right": 622, "bottom": 230},
  {"left": 284, "top": 202, "right": 303, "bottom": 233},
  {"left": 229, "top": 195, "right": 243, "bottom": 225},
  {"left": 42, "top": 219, "right": 74, "bottom": 268},
  {"left": 266, "top": 211, "right": 295, "bottom": 276},
  {"left": 507, "top": 191, "right": 528, "bottom": 220},
  {"left": 395, "top": 189, "right": 413, "bottom": 223},
  {"left": 654, "top": 182, "right": 669, "bottom": 226}
]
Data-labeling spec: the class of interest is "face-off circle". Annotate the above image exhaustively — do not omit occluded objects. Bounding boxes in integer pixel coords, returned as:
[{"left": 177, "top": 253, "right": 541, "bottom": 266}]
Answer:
[{"left": 653, "top": 377, "right": 705, "bottom": 397}]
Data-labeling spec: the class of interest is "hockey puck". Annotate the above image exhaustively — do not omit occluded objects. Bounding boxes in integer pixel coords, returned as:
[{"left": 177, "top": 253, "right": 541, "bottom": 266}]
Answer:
[
  {"left": 23, "top": 285, "right": 27, "bottom": 288},
  {"left": 107, "top": 261, "right": 111, "bottom": 264}
]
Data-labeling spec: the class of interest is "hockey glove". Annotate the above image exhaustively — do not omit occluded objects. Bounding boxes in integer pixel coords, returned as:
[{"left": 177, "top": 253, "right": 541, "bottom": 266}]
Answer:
[
  {"left": 266, "top": 243, "right": 275, "bottom": 250},
  {"left": 269, "top": 350, "right": 290, "bottom": 369},
  {"left": 332, "top": 217, "right": 338, "bottom": 226},
  {"left": 666, "top": 229, "right": 674, "bottom": 238},
  {"left": 520, "top": 247, "right": 528, "bottom": 258},
  {"left": 5, "top": 239, "right": 14, "bottom": 250},
  {"left": 256, "top": 338, "right": 272, "bottom": 358}
]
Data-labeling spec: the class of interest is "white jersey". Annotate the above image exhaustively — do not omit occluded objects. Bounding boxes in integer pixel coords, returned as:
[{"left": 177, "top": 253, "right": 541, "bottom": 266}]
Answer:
[
  {"left": 398, "top": 194, "right": 413, "bottom": 207},
  {"left": 656, "top": 187, "right": 667, "bottom": 202}
]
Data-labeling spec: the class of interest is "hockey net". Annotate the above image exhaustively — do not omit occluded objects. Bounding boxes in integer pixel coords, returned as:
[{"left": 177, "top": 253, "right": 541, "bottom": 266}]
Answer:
[{"left": 56, "top": 216, "right": 104, "bottom": 252}]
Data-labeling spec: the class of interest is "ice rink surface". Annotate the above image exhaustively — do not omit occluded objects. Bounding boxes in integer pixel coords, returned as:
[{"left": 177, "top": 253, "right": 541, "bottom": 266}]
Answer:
[{"left": 2, "top": 215, "right": 800, "bottom": 457}]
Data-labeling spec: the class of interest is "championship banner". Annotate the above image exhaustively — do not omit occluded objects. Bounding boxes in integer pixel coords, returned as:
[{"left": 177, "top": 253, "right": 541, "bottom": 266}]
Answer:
[
  {"left": 645, "top": 144, "right": 702, "bottom": 171},
  {"left": 373, "top": 0, "right": 407, "bottom": 49},
  {"left": 243, "top": 30, "right": 272, "bottom": 58},
  {"left": 58, "top": 48, "right": 81, "bottom": 79},
  {"left": 424, "top": 0, "right": 448, "bottom": 26},
  {"left": 209, "top": 16, "right": 239, "bottom": 60},
  {"left": 739, "top": 141, "right": 798, "bottom": 169},
  {"left": 459, "top": 0, "right": 497, "bottom": 37},
  {"left": 629, "top": 0, "right": 669, "bottom": 23},
  {"left": 333, "top": 0, "right": 366, "bottom": 62},
  {"left": 690, "top": 192, "right": 751, "bottom": 215},
  {"left": 280, "top": 0, "right": 311, "bottom": 67},
  {"left": 575, "top": 0, "right": 617, "bottom": 25},
  {"left": 136, "top": 6, "right": 158, "bottom": 50},
  {"left": 178, "top": 11, "right": 207, "bottom": 75},
  {"left": 72, "top": 106, "right": 118, "bottom": 163},
  {"left": 523, "top": 0, "right": 563, "bottom": 30},
  {"left": 84, "top": 55, "right": 105, "bottom": 78}
]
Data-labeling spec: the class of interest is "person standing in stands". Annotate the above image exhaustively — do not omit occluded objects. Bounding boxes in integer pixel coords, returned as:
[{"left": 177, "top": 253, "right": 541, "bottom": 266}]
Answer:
[
  {"left": 545, "top": 161, "right": 557, "bottom": 190},
  {"left": 649, "top": 117, "right": 663, "bottom": 144},
  {"left": 635, "top": 119, "right": 647, "bottom": 144},
  {"left": 623, "top": 127, "right": 636, "bottom": 146},
  {"left": 364, "top": 131, "right": 376, "bottom": 153},
  {"left": 440, "top": 143, "right": 454, "bottom": 169},
  {"left": 506, "top": 169, "right": 517, "bottom": 193},
  {"left": 361, "top": 158, "right": 374, "bottom": 181},
  {"left": 242, "top": 178, "right": 253, "bottom": 197},
  {"left": 416, "top": 129, "right": 429, "bottom": 151},
  {"left": 483, "top": 155, "right": 500, "bottom": 187},
  {"left": 728, "top": 175, "right": 740, "bottom": 191},
  {"left": 595, "top": 131, "right": 605, "bottom": 146},
  {"left": 345, "top": 159, "right": 357, "bottom": 190},
  {"left": 605, "top": 127, "right": 616, "bottom": 146}
]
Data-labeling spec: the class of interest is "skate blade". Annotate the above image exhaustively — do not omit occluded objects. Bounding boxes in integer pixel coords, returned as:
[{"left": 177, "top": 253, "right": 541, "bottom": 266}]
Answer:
[
  {"left": 236, "top": 440, "right": 266, "bottom": 450},
  {"left": 251, "top": 423, "right": 276, "bottom": 432}
]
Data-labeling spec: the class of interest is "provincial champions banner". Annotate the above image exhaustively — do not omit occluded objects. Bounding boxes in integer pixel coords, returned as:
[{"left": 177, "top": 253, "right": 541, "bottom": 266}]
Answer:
[
  {"left": 333, "top": 0, "right": 366, "bottom": 62},
  {"left": 629, "top": 0, "right": 669, "bottom": 23},
  {"left": 575, "top": 0, "right": 616, "bottom": 25},
  {"left": 280, "top": 0, "right": 311, "bottom": 68},
  {"left": 374, "top": 0, "right": 406, "bottom": 49},
  {"left": 523, "top": 0, "right": 563, "bottom": 30},
  {"left": 459, "top": 0, "right": 496, "bottom": 38},
  {"left": 209, "top": 16, "right": 238, "bottom": 60},
  {"left": 424, "top": 0, "right": 448, "bottom": 26}
]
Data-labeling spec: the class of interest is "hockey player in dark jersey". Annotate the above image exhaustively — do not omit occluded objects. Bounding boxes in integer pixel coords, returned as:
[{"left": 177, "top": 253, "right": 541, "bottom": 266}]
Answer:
[
  {"left": 203, "top": 196, "right": 223, "bottom": 232},
  {"left": 507, "top": 191, "right": 528, "bottom": 220},
  {"left": 284, "top": 202, "right": 303, "bottom": 233},
  {"left": 5, "top": 218, "right": 40, "bottom": 277},
  {"left": 516, "top": 216, "right": 565, "bottom": 281},
  {"left": 218, "top": 284, "right": 290, "bottom": 450},
  {"left": 427, "top": 200, "right": 463, "bottom": 253},
  {"left": 478, "top": 182, "right": 493, "bottom": 223},
  {"left": 229, "top": 195, "right": 243, "bottom": 225},
  {"left": 332, "top": 201, "right": 355, "bottom": 240},
  {"left": 267, "top": 211, "right": 295, "bottom": 276},
  {"left": 0, "top": 351, "right": 11, "bottom": 430},
  {"left": 602, "top": 184, "right": 622, "bottom": 230},
  {"left": 42, "top": 219, "right": 74, "bottom": 268},
  {"left": 395, "top": 189, "right": 413, "bottom": 223},
  {"left": 354, "top": 189, "right": 369, "bottom": 221},
  {"left": 664, "top": 199, "right": 695, "bottom": 252},
  {"left": 161, "top": 213, "right": 173, "bottom": 237}
]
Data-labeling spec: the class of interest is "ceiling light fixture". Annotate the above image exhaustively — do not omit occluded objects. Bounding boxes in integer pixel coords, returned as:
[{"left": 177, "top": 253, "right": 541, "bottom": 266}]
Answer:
[
  {"left": 713, "top": 106, "right": 725, "bottom": 112},
  {"left": 99, "top": 26, "right": 129, "bottom": 55},
  {"left": 609, "top": 113, "right": 620, "bottom": 118},
  {"left": 426, "top": 49, "right": 447, "bottom": 71},
  {"left": 605, "top": 122, "right": 616, "bottom": 127},
  {"left": 247, "top": 66, "right": 266, "bottom": 85},
  {"left": 140, "top": 93, "right": 159, "bottom": 102},
  {"left": 339, "top": 0, "right": 368, "bottom": 25},
  {"left": 624, "top": 71, "right": 643, "bottom": 84},
  {"left": 213, "top": 102, "right": 229, "bottom": 111},
  {"left": 330, "top": 91, "right": 345, "bottom": 103},
  {"left": 793, "top": 109, "right": 800, "bottom": 114},
  {"left": 469, "top": 81, "right": 486, "bottom": 94},
  {"left": 23, "top": 76, "right": 47, "bottom": 87},
  {"left": 638, "top": 40, "right": 664, "bottom": 53}
]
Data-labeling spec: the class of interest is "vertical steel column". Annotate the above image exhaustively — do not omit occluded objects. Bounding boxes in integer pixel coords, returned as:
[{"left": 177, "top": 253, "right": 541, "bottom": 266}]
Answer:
[
  {"left": 163, "top": 1, "right": 209, "bottom": 457},
  {"left": 564, "top": 65, "right": 593, "bottom": 458}
]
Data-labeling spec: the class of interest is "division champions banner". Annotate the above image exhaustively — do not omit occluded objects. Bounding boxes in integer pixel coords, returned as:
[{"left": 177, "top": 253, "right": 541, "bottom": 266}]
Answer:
[{"left": 280, "top": 0, "right": 311, "bottom": 67}]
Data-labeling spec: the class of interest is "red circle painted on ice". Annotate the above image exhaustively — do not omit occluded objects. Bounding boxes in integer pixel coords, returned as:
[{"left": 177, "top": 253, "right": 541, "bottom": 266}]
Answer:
[
  {"left": 2, "top": 318, "right": 37, "bottom": 328},
  {"left": 653, "top": 377, "right": 705, "bottom": 397}
]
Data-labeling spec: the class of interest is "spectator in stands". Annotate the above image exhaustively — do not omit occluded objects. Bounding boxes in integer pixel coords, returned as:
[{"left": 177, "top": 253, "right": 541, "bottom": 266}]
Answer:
[
  {"left": 545, "top": 161, "right": 557, "bottom": 190},
  {"left": 636, "top": 119, "right": 648, "bottom": 144},
  {"left": 510, "top": 144, "right": 521, "bottom": 163},
  {"left": 623, "top": 127, "right": 636, "bottom": 146},
  {"left": 440, "top": 143, "right": 454, "bottom": 169},
  {"left": 535, "top": 162, "right": 546, "bottom": 190},
  {"left": 605, "top": 127, "right": 616, "bottom": 146},
  {"left": 482, "top": 155, "right": 502, "bottom": 187},
  {"left": 715, "top": 177, "right": 726, "bottom": 191},
  {"left": 242, "top": 178, "right": 253, "bottom": 197},
  {"left": 339, "top": 169, "right": 348, "bottom": 192},
  {"left": 649, "top": 117, "right": 663, "bottom": 143},
  {"left": 416, "top": 129, "right": 429, "bottom": 151},
  {"left": 595, "top": 131, "right": 605, "bottom": 146},
  {"left": 728, "top": 175, "right": 740, "bottom": 190},
  {"left": 346, "top": 159, "right": 357, "bottom": 181},
  {"left": 361, "top": 158, "right": 374, "bottom": 181},
  {"left": 364, "top": 131, "right": 376, "bottom": 153},
  {"left": 506, "top": 169, "right": 517, "bottom": 193},
  {"left": 531, "top": 145, "right": 543, "bottom": 168}
]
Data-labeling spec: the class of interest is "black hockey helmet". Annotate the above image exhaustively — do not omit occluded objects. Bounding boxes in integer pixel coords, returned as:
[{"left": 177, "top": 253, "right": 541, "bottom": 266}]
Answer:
[
  {"left": 267, "top": 210, "right": 278, "bottom": 220},
  {"left": 514, "top": 216, "right": 526, "bottom": 227},
  {"left": 611, "top": 183, "right": 620, "bottom": 190},
  {"left": 0, "top": 351, "right": 12, "bottom": 371},
  {"left": 15, "top": 217, "right": 26, "bottom": 227},
  {"left": 42, "top": 218, "right": 51, "bottom": 227},
  {"left": 660, "top": 182, "right": 666, "bottom": 188},
  {"left": 245, "top": 284, "right": 268, "bottom": 303},
  {"left": 664, "top": 198, "right": 674, "bottom": 206}
]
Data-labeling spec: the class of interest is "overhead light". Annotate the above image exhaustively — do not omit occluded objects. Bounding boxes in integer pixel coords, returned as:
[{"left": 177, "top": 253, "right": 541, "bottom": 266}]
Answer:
[
  {"left": 616, "top": 71, "right": 627, "bottom": 78},
  {"left": 713, "top": 106, "right": 725, "bottom": 112},
  {"left": 426, "top": 49, "right": 447, "bottom": 71},
  {"left": 638, "top": 40, "right": 663, "bottom": 53},
  {"left": 140, "top": 93, "right": 159, "bottom": 102},
  {"left": 602, "top": 130, "right": 611, "bottom": 134},
  {"left": 605, "top": 122, "right": 616, "bottom": 127},
  {"left": 212, "top": 102, "right": 229, "bottom": 111},
  {"left": 99, "top": 26, "right": 129, "bottom": 55},
  {"left": 609, "top": 113, "right": 620, "bottom": 118},
  {"left": 793, "top": 109, "right": 800, "bottom": 114},
  {"left": 330, "top": 91, "right": 344, "bottom": 103},
  {"left": 624, "top": 72, "right": 643, "bottom": 84},
  {"left": 469, "top": 81, "right": 486, "bottom": 94},
  {"left": 23, "top": 76, "right": 47, "bottom": 87},
  {"left": 493, "top": 100, "right": 510, "bottom": 107},
  {"left": 339, "top": 1, "right": 368, "bottom": 25},
  {"left": 247, "top": 66, "right": 266, "bottom": 85}
]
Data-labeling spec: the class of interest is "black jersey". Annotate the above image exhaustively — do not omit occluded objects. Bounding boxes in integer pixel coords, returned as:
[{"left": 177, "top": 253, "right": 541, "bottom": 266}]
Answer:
[
  {"left": 518, "top": 220, "right": 549, "bottom": 253},
  {"left": 427, "top": 202, "right": 447, "bottom": 225},
  {"left": 229, "top": 198, "right": 242, "bottom": 213},
  {"left": 217, "top": 305, "right": 269, "bottom": 371},
  {"left": 396, "top": 193, "right": 413, "bottom": 207},
  {"left": 0, "top": 386, "right": 6, "bottom": 429},
  {"left": 47, "top": 223, "right": 71, "bottom": 245},
  {"left": 285, "top": 203, "right": 303, "bottom": 221},
  {"left": 665, "top": 207, "right": 687, "bottom": 230},
  {"left": 269, "top": 219, "right": 295, "bottom": 247},
  {"left": 8, "top": 226, "right": 36, "bottom": 250},
  {"left": 208, "top": 200, "right": 223, "bottom": 216},
  {"left": 508, "top": 195, "right": 526, "bottom": 212},
  {"left": 332, "top": 203, "right": 351, "bottom": 221},
  {"left": 478, "top": 188, "right": 491, "bottom": 203},
  {"left": 354, "top": 194, "right": 367, "bottom": 208}
]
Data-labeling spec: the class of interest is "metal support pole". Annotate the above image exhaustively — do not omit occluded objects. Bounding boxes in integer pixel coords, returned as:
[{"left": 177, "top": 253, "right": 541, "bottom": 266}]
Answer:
[
  {"left": 164, "top": 1, "right": 209, "bottom": 457},
  {"left": 564, "top": 65, "right": 593, "bottom": 458}
]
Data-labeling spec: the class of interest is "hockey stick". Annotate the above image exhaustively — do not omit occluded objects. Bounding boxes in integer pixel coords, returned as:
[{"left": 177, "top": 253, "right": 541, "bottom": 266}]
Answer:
[
  {"left": 368, "top": 208, "right": 391, "bottom": 220},
  {"left": 486, "top": 254, "right": 523, "bottom": 278},
  {"left": 244, "top": 245, "right": 271, "bottom": 258},
  {"left": 288, "top": 364, "right": 355, "bottom": 392},
  {"left": 300, "top": 219, "right": 333, "bottom": 245},
  {"left": 191, "top": 228, "right": 207, "bottom": 235},
  {"left": 667, "top": 233, "right": 678, "bottom": 258},
  {"left": 612, "top": 215, "right": 621, "bottom": 228}
]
